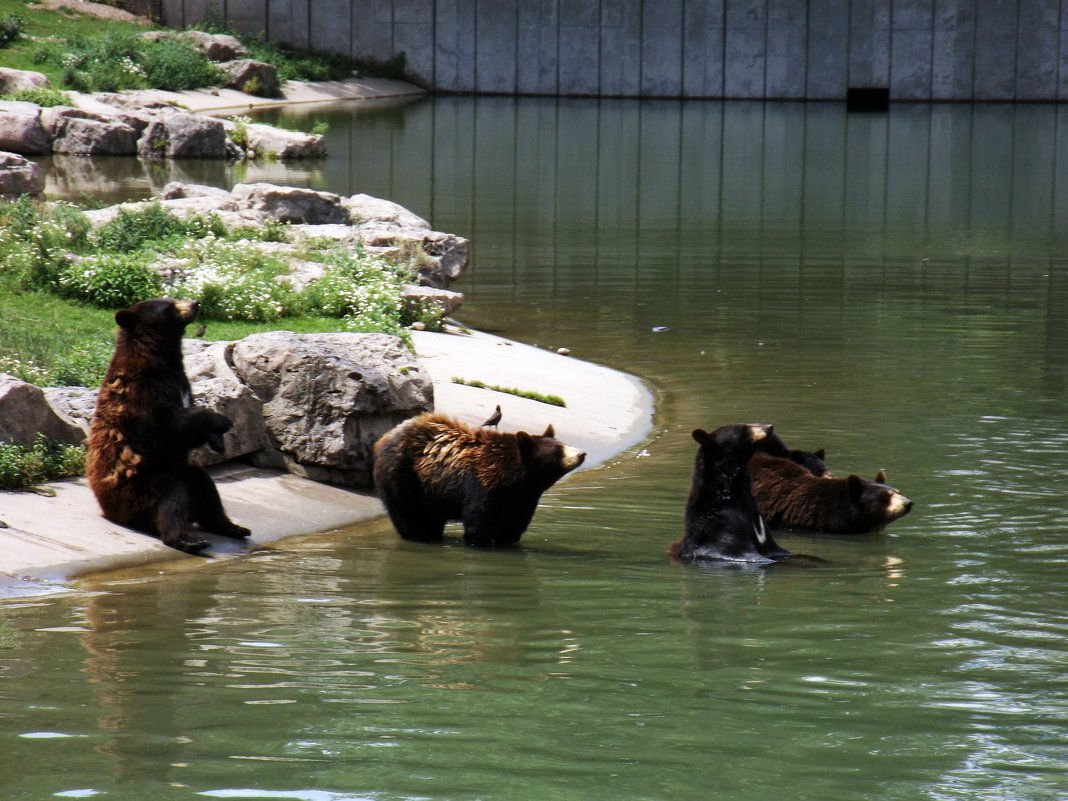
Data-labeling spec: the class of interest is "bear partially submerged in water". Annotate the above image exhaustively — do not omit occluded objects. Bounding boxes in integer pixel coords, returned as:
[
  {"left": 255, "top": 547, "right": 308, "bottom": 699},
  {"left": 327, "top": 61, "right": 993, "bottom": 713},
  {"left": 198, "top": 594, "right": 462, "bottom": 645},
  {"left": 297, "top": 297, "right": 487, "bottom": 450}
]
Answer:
[
  {"left": 750, "top": 453, "right": 913, "bottom": 534},
  {"left": 373, "top": 412, "right": 586, "bottom": 547},
  {"left": 670, "top": 424, "right": 794, "bottom": 564}
]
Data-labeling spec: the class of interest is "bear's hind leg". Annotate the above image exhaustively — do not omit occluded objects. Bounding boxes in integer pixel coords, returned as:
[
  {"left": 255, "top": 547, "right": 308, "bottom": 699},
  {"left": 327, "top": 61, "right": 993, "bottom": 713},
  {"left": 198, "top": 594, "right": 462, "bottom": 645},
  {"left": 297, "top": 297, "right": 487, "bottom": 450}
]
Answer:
[
  {"left": 155, "top": 478, "right": 210, "bottom": 554},
  {"left": 185, "top": 466, "right": 251, "bottom": 539}
]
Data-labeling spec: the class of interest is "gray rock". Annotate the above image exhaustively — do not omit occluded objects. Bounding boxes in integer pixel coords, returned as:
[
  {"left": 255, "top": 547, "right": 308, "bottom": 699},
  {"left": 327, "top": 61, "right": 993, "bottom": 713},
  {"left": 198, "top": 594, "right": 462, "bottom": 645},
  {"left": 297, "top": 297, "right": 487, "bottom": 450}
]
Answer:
[
  {"left": 343, "top": 194, "right": 430, "bottom": 228},
  {"left": 49, "top": 112, "right": 139, "bottom": 156},
  {"left": 182, "top": 30, "right": 248, "bottom": 62},
  {"left": 220, "top": 59, "right": 279, "bottom": 97},
  {"left": 359, "top": 224, "right": 470, "bottom": 289},
  {"left": 138, "top": 113, "right": 228, "bottom": 159},
  {"left": 245, "top": 123, "right": 325, "bottom": 159},
  {"left": 0, "top": 68, "right": 49, "bottom": 94},
  {"left": 0, "top": 101, "right": 50, "bottom": 155},
  {"left": 231, "top": 182, "right": 350, "bottom": 224},
  {"left": 182, "top": 340, "right": 269, "bottom": 467},
  {"left": 402, "top": 284, "right": 465, "bottom": 318},
  {"left": 229, "top": 332, "right": 433, "bottom": 486},
  {"left": 0, "top": 375, "right": 85, "bottom": 447},
  {"left": 0, "top": 151, "right": 44, "bottom": 198},
  {"left": 42, "top": 386, "right": 96, "bottom": 437}
]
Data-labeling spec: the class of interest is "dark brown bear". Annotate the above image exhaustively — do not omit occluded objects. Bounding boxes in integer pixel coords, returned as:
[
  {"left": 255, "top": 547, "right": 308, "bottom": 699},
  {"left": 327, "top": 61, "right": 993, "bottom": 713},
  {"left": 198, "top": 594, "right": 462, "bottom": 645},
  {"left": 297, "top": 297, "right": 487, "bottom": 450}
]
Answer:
[
  {"left": 750, "top": 453, "right": 912, "bottom": 534},
  {"left": 372, "top": 412, "right": 586, "bottom": 547},
  {"left": 669, "top": 423, "right": 794, "bottom": 563},
  {"left": 87, "top": 298, "right": 250, "bottom": 554}
]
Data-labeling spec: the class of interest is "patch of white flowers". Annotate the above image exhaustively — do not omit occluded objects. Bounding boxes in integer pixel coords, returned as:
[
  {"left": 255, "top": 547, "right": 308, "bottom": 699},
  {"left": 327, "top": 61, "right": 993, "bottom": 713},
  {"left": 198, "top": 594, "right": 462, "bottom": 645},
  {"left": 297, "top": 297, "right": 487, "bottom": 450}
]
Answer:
[{"left": 167, "top": 236, "right": 293, "bottom": 322}]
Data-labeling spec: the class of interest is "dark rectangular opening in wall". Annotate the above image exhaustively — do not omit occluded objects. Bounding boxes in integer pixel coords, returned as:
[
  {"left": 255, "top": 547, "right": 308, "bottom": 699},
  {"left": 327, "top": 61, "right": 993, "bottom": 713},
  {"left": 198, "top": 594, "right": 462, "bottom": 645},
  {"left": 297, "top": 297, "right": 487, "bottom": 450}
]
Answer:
[{"left": 847, "top": 87, "right": 890, "bottom": 113}]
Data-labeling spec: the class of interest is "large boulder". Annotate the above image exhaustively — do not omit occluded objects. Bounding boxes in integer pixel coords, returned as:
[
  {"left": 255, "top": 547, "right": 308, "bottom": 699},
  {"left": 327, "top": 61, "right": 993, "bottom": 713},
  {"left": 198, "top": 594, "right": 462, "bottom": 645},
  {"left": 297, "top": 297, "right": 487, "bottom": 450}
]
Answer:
[
  {"left": 182, "top": 30, "right": 248, "bottom": 62},
  {"left": 182, "top": 340, "right": 270, "bottom": 467},
  {"left": 47, "top": 110, "right": 139, "bottom": 156},
  {"left": 219, "top": 59, "right": 279, "bottom": 97},
  {"left": 343, "top": 193, "right": 470, "bottom": 287},
  {"left": 0, "top": 68, "right": 49, "bottom": 94},
  {"left": 0, "top": 151, "right": 44, "bottom": 198},
  {"left": 228, "top": 332, "right": 433, "bottom": 486},
  {"left": 138, "top": 113, "right": 228, "bottom": 159},
  {"left": 0, "top": 101, "right": 50, "bottom": 155},
  {"left": 0, "top": 375, "right": 85, "bottom": 447},
  {"left": 244, "top": 122, "right": 325, "bottom": 159},
  {"left": 231, "top": 183, "right": 350, "bottom": 224}
]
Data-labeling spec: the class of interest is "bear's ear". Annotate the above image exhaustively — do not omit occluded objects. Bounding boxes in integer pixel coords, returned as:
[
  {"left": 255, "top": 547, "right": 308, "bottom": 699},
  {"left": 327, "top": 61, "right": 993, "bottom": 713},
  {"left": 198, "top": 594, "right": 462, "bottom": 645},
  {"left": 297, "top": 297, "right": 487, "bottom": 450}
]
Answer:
[
  {"left": 516, "top": 430, "right": 533, "bottom": 454},
  {"left": 847, "top": 474, "right": 865, "bottom": 500},
  {"left": 874, "top": 469, "right": 887, "bottom": 484},
  {"left": 115, "top": 308, "right": 137, "bottom": 329},
  {"left": 542, "top": 424, "right": 555, "bottom": 438},
  {"left": 815, "top": 449, "right": 826, "bottom": 460},
  {"left": 692, "top": 429, "right": 710, "bottom": 444}
]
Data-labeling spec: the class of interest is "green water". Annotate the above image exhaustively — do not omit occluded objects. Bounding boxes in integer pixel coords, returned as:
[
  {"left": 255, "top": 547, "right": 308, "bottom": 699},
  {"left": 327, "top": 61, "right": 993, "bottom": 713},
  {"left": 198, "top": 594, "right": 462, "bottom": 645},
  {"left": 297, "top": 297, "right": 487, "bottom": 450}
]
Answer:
[{"left": 6, "top": 98, "right": 1068, "bottom": 800}]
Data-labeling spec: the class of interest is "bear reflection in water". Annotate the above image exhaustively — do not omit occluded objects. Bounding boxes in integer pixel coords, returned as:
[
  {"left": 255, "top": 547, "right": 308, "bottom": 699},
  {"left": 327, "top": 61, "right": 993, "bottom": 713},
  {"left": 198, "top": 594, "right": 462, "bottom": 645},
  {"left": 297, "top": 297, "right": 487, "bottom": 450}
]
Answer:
[{"left": 373, "top": 412, "right": 586, "bottom": 547}]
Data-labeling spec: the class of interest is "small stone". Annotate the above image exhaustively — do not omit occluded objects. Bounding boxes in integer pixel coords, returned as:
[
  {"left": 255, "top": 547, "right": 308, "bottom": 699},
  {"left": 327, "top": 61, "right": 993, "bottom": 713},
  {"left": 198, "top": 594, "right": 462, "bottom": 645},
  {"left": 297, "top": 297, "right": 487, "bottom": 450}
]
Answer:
[{"left": 557, "top": 347, "right": 571, "bottom": 356}]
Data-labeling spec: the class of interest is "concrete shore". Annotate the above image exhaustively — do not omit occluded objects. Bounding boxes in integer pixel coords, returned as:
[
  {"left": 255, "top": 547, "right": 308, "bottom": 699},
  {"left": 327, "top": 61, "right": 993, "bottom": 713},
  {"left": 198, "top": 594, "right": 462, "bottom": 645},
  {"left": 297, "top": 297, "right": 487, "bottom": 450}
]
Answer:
[{"left": 0, "top": 329, "right": 653, "bottom": 597}]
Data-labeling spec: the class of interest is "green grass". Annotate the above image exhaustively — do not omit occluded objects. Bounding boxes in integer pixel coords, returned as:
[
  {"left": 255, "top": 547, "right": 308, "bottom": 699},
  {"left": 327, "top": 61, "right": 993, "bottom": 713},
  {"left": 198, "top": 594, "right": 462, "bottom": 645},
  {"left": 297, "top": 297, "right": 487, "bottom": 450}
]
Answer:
[
  {"left": 451, "top": 377, "right": 566, "bottom": 408},
  {"left": 0, "top": 434, "right": 86, "bottom": 490}
]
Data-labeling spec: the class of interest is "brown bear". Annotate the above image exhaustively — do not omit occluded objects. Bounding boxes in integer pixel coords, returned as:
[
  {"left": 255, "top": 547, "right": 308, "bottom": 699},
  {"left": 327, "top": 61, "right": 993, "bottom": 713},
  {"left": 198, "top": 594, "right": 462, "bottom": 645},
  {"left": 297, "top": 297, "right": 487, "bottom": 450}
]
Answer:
[
  {"left": 669, "top": 423, "right": 794, "bottom": 563},
  {"left": 372, "top": 412, "right": 586, "bottom": 547},
  {"left": 87, "top": 298, "right": 250, "bottom": 554},
  {"left": 749, "top": 453, "right": 912, "bottom": 533}
]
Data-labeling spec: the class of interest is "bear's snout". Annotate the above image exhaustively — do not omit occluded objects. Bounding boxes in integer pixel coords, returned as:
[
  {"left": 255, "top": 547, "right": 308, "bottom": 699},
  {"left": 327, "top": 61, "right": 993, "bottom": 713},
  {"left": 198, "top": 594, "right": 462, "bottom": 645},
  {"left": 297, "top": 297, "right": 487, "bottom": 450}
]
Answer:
[
  {"left": 562, "top": 445, "right": 586, "bottom": 471},
  {"left": 174, "top": 299, "right": 200, "bottom": 322}
]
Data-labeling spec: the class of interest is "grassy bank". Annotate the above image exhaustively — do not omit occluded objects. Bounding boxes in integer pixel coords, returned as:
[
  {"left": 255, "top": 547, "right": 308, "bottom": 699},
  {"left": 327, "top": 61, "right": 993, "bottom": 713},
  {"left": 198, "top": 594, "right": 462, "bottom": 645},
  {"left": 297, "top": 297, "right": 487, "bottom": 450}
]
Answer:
[
  {"left": 0, "top": 0, "right": 415, "bottom": 96},
  {"left": 0, "top": 198, "right": 438, "bottom": 388}
]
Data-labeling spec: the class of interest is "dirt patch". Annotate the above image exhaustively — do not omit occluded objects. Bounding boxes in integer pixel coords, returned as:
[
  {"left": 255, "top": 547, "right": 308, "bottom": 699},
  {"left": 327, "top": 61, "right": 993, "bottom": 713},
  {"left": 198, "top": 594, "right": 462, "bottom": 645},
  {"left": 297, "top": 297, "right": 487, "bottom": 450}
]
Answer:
[{"left": 28, "top": 0, "right": 153, "bottom": 25}]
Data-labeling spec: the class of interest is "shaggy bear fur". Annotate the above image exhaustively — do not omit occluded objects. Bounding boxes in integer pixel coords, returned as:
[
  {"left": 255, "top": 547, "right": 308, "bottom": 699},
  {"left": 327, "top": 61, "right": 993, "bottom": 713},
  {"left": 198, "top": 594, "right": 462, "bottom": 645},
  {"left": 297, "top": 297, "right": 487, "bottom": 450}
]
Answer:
[
  {"left": 749, "top": 453, "right": 913, "bottom": 533},
  {"left": 373, "top": 412, "right": 586, "bottom": 547},
  {"left": 669, "top": 424, "right": 793, "bottom": 563},
  {"left": 87, "top": 298, "right": 249, "bottom": 554}
]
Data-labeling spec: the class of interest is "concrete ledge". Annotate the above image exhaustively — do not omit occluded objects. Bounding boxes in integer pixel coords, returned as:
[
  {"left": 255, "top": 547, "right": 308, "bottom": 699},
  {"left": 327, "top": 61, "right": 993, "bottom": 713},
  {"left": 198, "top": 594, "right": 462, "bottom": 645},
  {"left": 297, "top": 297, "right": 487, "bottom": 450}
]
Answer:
[{"left": 0, "top": 328, "right": 653, "bottom": 596}]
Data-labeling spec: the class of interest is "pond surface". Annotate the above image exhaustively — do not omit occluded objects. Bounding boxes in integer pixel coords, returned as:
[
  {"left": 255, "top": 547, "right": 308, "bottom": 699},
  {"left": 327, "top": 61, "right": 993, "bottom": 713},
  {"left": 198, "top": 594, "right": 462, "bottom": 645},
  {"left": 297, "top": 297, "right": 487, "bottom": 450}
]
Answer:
[{"left": 8, "top": 98, "right": 1068, "bottom": 800}]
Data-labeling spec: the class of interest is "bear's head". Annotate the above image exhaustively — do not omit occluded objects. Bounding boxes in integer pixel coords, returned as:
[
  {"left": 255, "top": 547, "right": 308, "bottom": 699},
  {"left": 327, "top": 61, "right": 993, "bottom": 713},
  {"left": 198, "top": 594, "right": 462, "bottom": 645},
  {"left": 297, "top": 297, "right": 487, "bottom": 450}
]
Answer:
[
  {"left": 846, "top": 471, "right": 913, "bottom": 530},
  {"left": 692, "top": 423, "right": 772, "bottom": 462},
  {"left": 516, "top": 424, "right": 586, "bottom": 487},
  {"left": 115, "top": 298, "right": 199, "bottom": 352}
]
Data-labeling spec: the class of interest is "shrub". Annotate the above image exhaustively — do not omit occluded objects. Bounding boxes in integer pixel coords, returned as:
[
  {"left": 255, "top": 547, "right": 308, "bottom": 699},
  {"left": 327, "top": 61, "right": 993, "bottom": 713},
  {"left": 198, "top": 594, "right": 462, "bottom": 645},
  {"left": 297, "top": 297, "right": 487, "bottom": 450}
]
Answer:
[
  {"left": 301, "top": 249, "right": 412, "bottom": 341},
  {"left": 50, "top": 341, "right": 112, "bottom": 387},
  {"left": 139, "top": 34, "right": 223, "bottom": 92},
  {"left": 0, "top": 435, "right": 87, "bottom": 490},
  {"left": 0, "top": 13, "right": 23, "bottom": 49},
  {"left": 167, "top": 238, "right": 294, "bottom": 321},
  {"left": 92, "top": 203, "right": 195, "bottom": 252},
  {"left": 57, "top": 253, "right": 163, "bottom": 308},
  {"left": 3, "top": 87, "right": 72, "bottom": 107},
  {"left": 0, "top": 199, "right": 90, "bottom": 290}
]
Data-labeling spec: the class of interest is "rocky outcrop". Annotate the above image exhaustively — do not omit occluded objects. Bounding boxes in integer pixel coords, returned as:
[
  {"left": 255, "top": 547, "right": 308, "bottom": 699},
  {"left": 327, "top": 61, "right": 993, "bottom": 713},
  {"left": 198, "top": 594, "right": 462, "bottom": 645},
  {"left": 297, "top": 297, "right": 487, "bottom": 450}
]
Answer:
[
  {"left": 0, "top": 151, "right": 45, "bottom": 198},
  {"left": 180, "top": 31, "right": 248, "bottom": 62},
  {"left": 0, "top": 375, "right": 85, "bottom": 447},
  {"left": 231, "top": 182, "right": 349, "bottom": 224},
  {"left": 0, "top": 101, "right": 50, "bottom": 155},
  {"left": 219, "top": 59, "right": 279, "bottom": 97},
  {"left": 0, "top": 68, "right": 49, "bottom": 94},
  {"left": 138, "top": 112, "right": 228, "bottom": 159},
  {"left": 244, "top": 122, "right": 325, "bottom": 159},
  {"left": 47, "top": 110, "right": 140, "bottom": 156}
]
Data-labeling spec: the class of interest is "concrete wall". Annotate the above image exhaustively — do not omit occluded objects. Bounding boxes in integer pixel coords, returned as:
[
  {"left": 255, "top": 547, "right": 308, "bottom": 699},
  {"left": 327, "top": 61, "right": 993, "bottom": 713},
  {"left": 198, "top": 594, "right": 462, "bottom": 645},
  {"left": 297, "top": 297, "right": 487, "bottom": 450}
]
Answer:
[{"left": 160, "top": 0, "right": 1068, "bottom": 100}]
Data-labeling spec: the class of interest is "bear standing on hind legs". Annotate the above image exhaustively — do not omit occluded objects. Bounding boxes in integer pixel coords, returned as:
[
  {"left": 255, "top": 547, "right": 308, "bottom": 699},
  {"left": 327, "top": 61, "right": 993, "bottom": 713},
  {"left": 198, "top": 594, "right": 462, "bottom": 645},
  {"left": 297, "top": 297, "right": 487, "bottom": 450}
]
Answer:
[{"left": 87, "top": 298, "right": 250, "bottom": 554}]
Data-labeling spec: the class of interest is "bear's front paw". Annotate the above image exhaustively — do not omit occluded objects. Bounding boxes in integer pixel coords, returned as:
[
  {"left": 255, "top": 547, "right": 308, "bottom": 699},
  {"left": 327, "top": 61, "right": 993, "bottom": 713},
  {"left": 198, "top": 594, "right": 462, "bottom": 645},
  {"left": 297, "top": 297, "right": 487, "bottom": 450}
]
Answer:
[
  {"left": 218, "top": 522, "right": 251, "bottom": 539},
  {"left": 206, "top": 432, "right": 226, "bottom": 453}
]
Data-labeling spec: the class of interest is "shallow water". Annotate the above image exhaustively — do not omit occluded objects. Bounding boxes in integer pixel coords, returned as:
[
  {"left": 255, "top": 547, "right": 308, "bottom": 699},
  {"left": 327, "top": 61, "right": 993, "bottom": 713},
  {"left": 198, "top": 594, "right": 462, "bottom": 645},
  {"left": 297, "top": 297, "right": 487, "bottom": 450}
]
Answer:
[{"left": 7, "top": 98, "right": 1068, "bottom": 799}]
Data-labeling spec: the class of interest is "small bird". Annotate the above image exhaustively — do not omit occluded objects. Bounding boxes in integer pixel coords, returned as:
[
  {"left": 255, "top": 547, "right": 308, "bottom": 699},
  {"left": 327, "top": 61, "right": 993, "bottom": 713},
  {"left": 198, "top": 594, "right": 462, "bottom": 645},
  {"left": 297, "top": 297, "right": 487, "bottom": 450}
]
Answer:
[
  {"left": 481, "top": 405, "right": 502, "bottom": 428},
  {"left": 193, "top": 324, "right": 207, "bottom": 338}
]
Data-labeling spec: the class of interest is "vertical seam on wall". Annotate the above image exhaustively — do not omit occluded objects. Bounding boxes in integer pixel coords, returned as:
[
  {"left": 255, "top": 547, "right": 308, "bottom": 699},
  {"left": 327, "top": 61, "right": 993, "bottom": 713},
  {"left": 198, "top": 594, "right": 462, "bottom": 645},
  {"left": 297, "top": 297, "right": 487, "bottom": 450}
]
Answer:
[
  {"left": 970, "top": 0, "right": 978, "bottom": 98},
  {"left": 926, "top": 0, "right": 933, "bottom": 100},
  {"left": 803, "top": 0, "right": 810, "bottom": 98},
  {"left": 638, "top": 0, "right": 646, "bottom": 97},
  {"left": 678, "top": 0, "right": 686, "bottom": 97}
]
